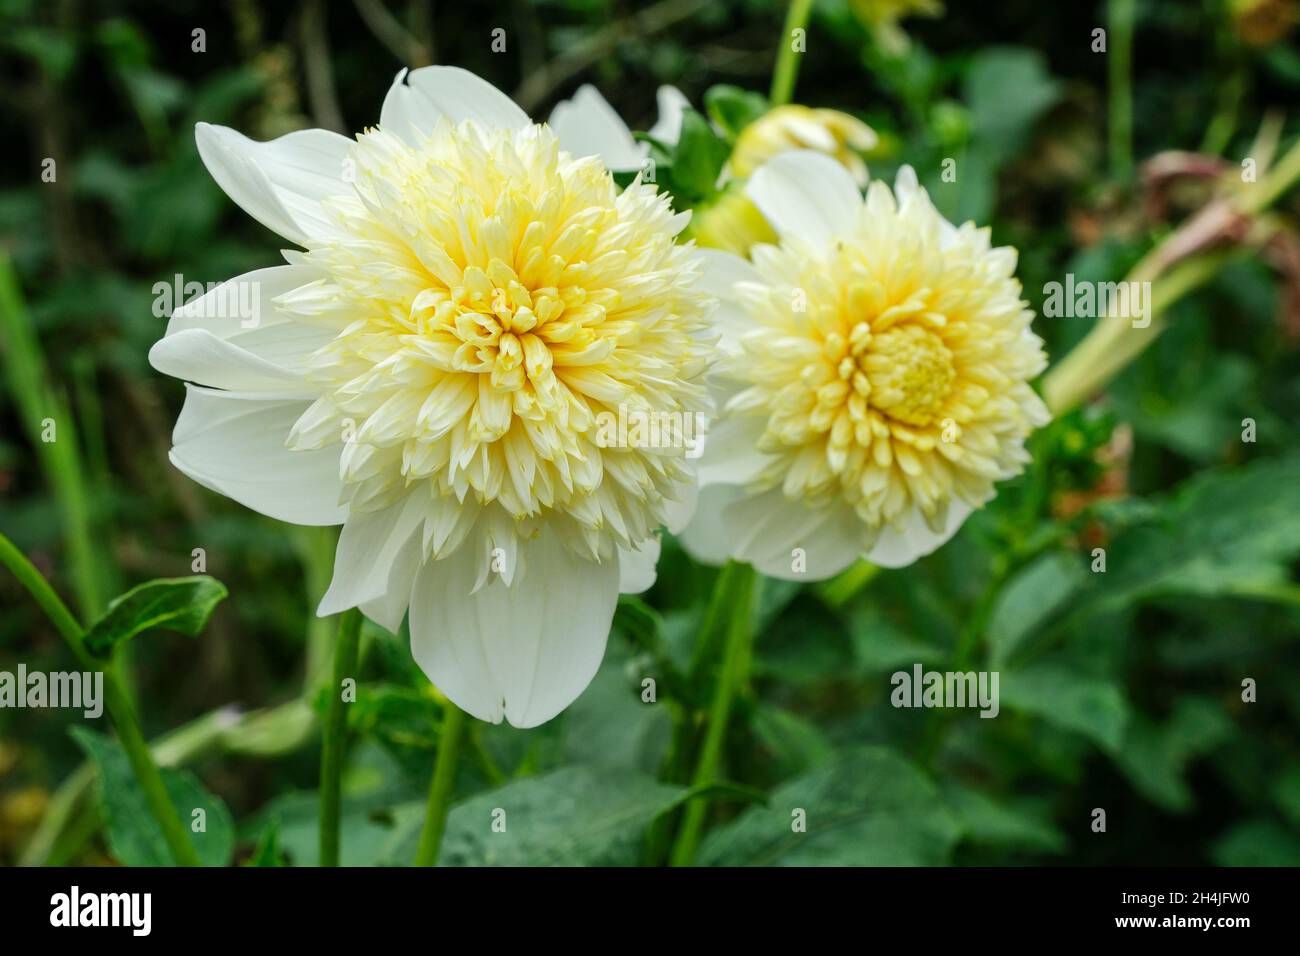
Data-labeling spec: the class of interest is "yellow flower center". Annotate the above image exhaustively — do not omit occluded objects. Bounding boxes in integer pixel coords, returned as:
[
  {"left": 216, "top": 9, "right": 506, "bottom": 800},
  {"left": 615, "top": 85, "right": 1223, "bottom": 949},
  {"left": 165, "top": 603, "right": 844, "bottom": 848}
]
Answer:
[{"left": 860, "top": 324, "right": 955, "bottom": 427}]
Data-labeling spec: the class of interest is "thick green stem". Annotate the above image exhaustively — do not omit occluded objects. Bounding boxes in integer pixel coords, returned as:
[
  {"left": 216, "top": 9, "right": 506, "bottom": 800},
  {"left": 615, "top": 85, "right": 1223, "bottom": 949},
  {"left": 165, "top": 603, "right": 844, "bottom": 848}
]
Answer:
[
  {"left": 1108, "top": 0, "right": 1135, "bottom": 180},
  {"left": 0, "top": 531, "right": 200, "bottom": 866},
  {"left": 1041, "top": 250, "right": 1237, "bottom": 416},
  {"left": 816, "top": 560, "right": 880, "bottom": 610},
  {"left": 1242, "top": 134, "right": 1300, "bottom": 214},
  {"left": 413, "top": 701, "right": 467, "bottom": 866},
  {"left": 319, "top": 607, "right": 362, "bottom": 867},
  {"left": 293, "top": 525, "right": 339, "bottom": 694},
  {"left": 769, "top": 0, "right": 814, "bottom": 106},
  {"left": 670, "top": 561, "right": 757, "bottom": 867}
]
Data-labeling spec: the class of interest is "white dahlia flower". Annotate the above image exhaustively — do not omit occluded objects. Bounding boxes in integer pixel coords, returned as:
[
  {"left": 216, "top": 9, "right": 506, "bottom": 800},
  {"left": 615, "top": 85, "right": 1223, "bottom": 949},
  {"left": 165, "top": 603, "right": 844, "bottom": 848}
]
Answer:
[
  {"left": 681, "top": 151, "right": 1049, "bottom": 580},
  {"left": 150, "top": 67, "right": 713, "bottom": 727}
]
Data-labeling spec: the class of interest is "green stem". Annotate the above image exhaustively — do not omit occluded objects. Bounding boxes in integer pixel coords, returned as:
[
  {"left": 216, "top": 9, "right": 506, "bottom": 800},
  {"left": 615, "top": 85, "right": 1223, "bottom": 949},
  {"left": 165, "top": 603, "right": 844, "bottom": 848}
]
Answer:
[
  {"left": 815, "top": 559, "right": 880, "bottom": 610},
  {"left": 1200, "top": 67, "right": 1244, "bottom": 157},
  {"left": 769, "top": 0, "right": 814, "bottom": 106},
  {"left": 414, "top": 701, "right": 467, "bottom": 866},
  {"left": 1242, "top": 134, "right": 1300, "bottom": 214},
  {"left": 1108, "top": 0, "right": 1135, "bottom": 180},
  {"left": 669, "top": 561, "right": 757, "bottom": 867},
  {"left": 319, "top": 607, "right": 362, "bottom": 867},
  {"left": 0, "top": 531, "right": 201, "bottom": 866},
  {"left": 1041, "top": 249, "right": 1238, "bottom": 416},
  {"left": 1221, "top": 580, "right": 1300, "bottom": 607},
  {"left": 293, "top": 525, "right": 339, "bottom": 695},
  {"left": 0, "top": 253, "right": 107, "bottom": 619}
]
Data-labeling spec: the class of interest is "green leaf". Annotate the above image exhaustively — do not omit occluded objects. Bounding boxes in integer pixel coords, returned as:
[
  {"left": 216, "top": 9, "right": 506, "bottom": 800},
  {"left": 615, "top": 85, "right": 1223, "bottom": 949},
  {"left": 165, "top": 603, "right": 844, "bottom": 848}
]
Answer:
[
  {"left": 345, "top": 683, "right": 444, "bottom": 777},
  {"left": 665, "top": 109, "right": 730, "bottom": 206},
  {"left": 244, "top": 790, "right": 398, "bottom": 867},
  {"left": 699, "top": 747, "right": 960, "bottom": 865},
  {"left": 244, "top": 820, "right": 286, "bottom": 867},
  {"left": 1000, "top": 663, "right": 1129, "bottom": 753},
  {"left": 942, "top": 782, "right": 1066, "bottom": 854},
  {"left": 3, "top": 27, "right": 78, "bottom": 80},
  {"left": 560, "top": 650, "right": 673, "bottom": 775},
  {"left": 703, "top": 84, "right": 768, "bottom": 141},
  {"left": 988, "top": 551, "right": 1087, "bottom": 665},
  {"left": 1272, "top": 765, "right": 1300, "bottom": 828},
  {"left": 751, "top": 705, "right": 837, "bottom": 777},
  {"left": 1079, "top": 455, "right": 1300, "bottom": 615},
  {"left": 239, "top": 747, "right": 416, "bottom": 866},
  {"left": 848, "top": 606, "right": 946, "bottom": 673},
  {"left": 964, "top": 46, "right": 1060, "bottom": 165},
  {"left": 1113, "top": 698, "right": 1234, "bottom": 812},
  {"left": 430, "top": 766, "right": 685, "bottom": 866},
  {"left": 1211, "top": 819, "right": 1300, "bottom": 867},
  {"left": 72, "top": 727, "right": 234, "bottom": 867},
  {"left": 84, "top": 575, "right": 228, "bottom": 656}
]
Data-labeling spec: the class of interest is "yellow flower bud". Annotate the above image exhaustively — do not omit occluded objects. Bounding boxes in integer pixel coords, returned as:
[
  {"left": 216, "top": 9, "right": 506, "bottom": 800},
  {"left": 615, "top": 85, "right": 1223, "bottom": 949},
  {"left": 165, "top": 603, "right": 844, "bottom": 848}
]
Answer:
[
  {"left": 730, "top": 106, "right": 878, "bottom": 185},
  {"left": 687, "top": 182, "right": 779, "bottom": 257}
]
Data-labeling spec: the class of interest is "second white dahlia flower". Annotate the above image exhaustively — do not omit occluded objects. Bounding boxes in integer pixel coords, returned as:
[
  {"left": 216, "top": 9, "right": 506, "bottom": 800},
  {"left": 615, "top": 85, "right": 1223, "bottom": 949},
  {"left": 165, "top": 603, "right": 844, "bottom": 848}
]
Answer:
[
  {"left": 681, "top": 151, "right": 1049, "bottom": 580},
  {"left": 150, "top": 67, "right": 712, "bottom": 726}
]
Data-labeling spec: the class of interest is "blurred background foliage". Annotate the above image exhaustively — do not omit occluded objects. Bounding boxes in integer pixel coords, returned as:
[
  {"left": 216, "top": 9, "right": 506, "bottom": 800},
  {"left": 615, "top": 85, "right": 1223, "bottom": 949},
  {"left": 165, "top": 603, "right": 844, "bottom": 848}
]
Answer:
[{"left": 2, "top": 0, "right": 1300, "bottom": 866}]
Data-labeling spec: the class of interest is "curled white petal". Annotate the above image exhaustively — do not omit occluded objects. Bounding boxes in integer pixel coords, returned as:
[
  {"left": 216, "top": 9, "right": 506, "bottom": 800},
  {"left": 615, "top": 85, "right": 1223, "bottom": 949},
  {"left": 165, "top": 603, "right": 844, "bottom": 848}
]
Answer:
[{"left": 194, "top": 124, "right": 353, "bottom": 244}]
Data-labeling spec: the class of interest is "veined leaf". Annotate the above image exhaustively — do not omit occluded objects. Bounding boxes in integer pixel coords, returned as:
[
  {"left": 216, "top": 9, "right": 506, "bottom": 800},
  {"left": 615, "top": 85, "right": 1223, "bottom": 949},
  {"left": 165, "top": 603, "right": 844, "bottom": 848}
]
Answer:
[
  {"left": 84, "top": 575, "right": 227, "bottom": 656},
  {"left": 73, "top": 727, "right": 233, "bottom": 867},
  {"left": 699, "top": 747, "right": 960, "bottom": 866}
]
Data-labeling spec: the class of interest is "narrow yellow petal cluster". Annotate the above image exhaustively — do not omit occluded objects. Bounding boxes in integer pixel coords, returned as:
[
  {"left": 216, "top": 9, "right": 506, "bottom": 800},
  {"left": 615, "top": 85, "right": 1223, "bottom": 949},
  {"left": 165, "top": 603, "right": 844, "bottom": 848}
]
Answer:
[
  {"left": 282, "top": 120, "right": 712, "bottom": 560},
  {"left": 722, "top": 179, "right": 1049, "bottom": 540},
  {"left": 731, "top": 106, "right": 878, "bottom": 185}
]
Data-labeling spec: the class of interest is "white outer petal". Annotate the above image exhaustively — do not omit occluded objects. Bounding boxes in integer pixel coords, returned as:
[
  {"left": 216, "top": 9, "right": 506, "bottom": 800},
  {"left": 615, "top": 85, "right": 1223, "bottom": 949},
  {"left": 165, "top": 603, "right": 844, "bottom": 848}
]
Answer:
[
  {"left": 169, "top": 385, "right": 347, "bottom": 526},
  {"left": 617, "top": 537, "right": 661, "bottom": 594},
  {"left": 318, "top": 491, "right": 429, "bottom": 617},
  {"left": 724, "top": 488, "right": 863, "bottom": 582},
  {"left": 195, "top": 124, "right": 353, "bottom": 245},
  {"left": 678, "top": 483, "right": 745, "bottom": 567},
  {"left": 648, "top": 85, "right": 690, "bottom": 146},
  {"left": 380, "top": 66, "right": 529, "bottom": 143},
  {"left": 865, "top": 500, "right": 974, "bottom": 569},
  {"left": 694, "top": 415, "right": 772, "bottom": 488},
  {"left": 679, "top": 482, "right": 866, "bottom": 580},
  {"left": 408, "top": 529, "right": 618, "bottom": 727},
  {"left": 547, "top": 84, "right": 645, "bottom": 171},
  {"left": 150, "top": 330, "right": 318, "bottom": 396},
  {"left": 664, "top": 478, "right": 698, "bottom": 534},
  {"left": 149, "top": 266, "right": 336, "bottom": 394},
  {"left": 694, "top": 248, "right": 762, "bottom": 355},
  {"left": 745, "top": 149, "right": 862, "bottom": 254},
  {"left": 359, "top": 528, "right": 423, "bottom": 633}
]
